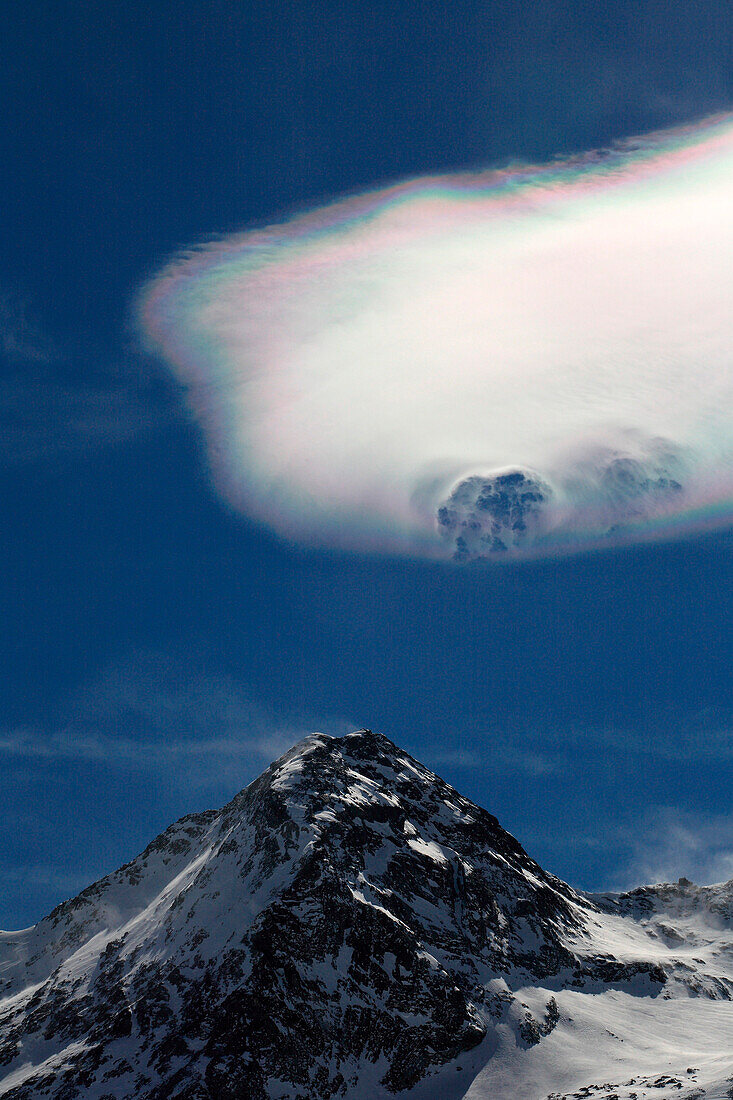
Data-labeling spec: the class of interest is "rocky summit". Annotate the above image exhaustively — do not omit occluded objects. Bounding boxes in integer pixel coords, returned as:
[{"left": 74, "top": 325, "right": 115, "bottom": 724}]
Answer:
[{"left": 2, "top": 730, "right": 733, "bottom": 1100}]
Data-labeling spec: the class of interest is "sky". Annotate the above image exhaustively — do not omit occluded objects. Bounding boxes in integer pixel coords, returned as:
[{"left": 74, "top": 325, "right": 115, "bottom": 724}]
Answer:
[{"left": 2, "top": 0, "right": 732, "bottom": 928}]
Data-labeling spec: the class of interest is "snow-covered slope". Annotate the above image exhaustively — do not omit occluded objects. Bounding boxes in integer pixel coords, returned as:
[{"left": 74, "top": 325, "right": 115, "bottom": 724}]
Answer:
[{"left": 1, "top": 730, "right": 732, "bottom": 1099}]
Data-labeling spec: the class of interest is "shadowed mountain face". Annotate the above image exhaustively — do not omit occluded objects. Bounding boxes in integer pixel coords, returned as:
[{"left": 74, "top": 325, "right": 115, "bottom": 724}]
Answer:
[{"left": 0, "top": 731, "right": 731, "bottom": 1100}]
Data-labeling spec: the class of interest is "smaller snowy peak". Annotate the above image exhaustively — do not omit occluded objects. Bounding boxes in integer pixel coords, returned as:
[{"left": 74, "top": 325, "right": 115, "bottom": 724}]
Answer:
[
  {"left": 590, "top": 876, "right": 733, "bottom": 945},
  {"left": 598, "top": 877, "right": 733, "bottom": 921},
  {"left": 576, "top": 876, "right": 733, "bottom": 1003}
]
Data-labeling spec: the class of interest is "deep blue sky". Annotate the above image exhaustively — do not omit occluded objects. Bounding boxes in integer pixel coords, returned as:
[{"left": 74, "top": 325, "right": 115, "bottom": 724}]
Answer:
[{"left": 3, "top": 1, "right": 732, "bottom": 927}]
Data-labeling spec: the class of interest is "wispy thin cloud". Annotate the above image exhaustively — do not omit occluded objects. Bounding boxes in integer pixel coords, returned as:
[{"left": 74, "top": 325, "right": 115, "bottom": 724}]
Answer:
[
  {"left": 428, "top": 743, "right": 561, "bottom": 779},
  {"left": 0, "top": 727, "right": 296, "bottom": 770},
  {"left": 1, "top": 649, "right": 354, "bottom": 785},
  {"left": 0, "top": 285, "right": 179, "bottom": 468},
  {"left": 431, "top": 708, "right": 733, "bottom": 784},
  {"left": 610, "top": 807, "right": 733, "bottom": 889},
  {"left": 2, "top": 865, "right": 94, "bottom": 907},
  {"left": 0, "top": 372, "right": 171, "bottom": 467},
  {"left": 0, "top": 290, "right": 56, "bottom": 365}
]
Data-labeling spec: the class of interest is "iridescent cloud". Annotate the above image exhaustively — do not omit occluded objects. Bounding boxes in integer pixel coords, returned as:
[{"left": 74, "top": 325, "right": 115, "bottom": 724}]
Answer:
[{"left": 139, "top": 113, "right": 733, "bottom": 560}]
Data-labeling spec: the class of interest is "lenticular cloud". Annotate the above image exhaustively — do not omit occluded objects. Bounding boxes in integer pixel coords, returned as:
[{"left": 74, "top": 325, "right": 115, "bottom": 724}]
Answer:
[{"left": 140, "top": 113, "right": 733, "bottom": 561}]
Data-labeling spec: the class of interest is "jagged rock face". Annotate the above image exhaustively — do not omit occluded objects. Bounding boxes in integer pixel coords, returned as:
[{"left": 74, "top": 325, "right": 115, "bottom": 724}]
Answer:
[
  {"left": 0, "top": 730, "right": 705, "bottom": 1100},
  {"left": 437, "top": 470, "right": 552, "bottom": 559}
]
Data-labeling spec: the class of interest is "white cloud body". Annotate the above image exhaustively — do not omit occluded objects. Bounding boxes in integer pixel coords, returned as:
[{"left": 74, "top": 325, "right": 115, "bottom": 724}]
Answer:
[{"left": 140, "top": 114, "right": 733, "bottom": 559}]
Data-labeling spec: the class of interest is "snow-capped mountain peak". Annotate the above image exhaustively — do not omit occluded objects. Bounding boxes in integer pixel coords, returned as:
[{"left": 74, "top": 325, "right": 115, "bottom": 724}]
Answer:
[{"left": 2, "top": 730, "right": 733, "bottom": 1099}]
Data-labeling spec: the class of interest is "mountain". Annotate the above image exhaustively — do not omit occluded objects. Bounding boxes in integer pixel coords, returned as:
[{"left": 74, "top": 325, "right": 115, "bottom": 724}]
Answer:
[{"left": 1, "top": 729, "right": 733, "bottom": 1100}]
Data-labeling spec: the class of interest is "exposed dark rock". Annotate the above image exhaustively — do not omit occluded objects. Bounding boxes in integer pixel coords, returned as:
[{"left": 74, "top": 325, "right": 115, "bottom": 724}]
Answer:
[{"left": 438, "top": 470, "right": 552, "bottom": 559}]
